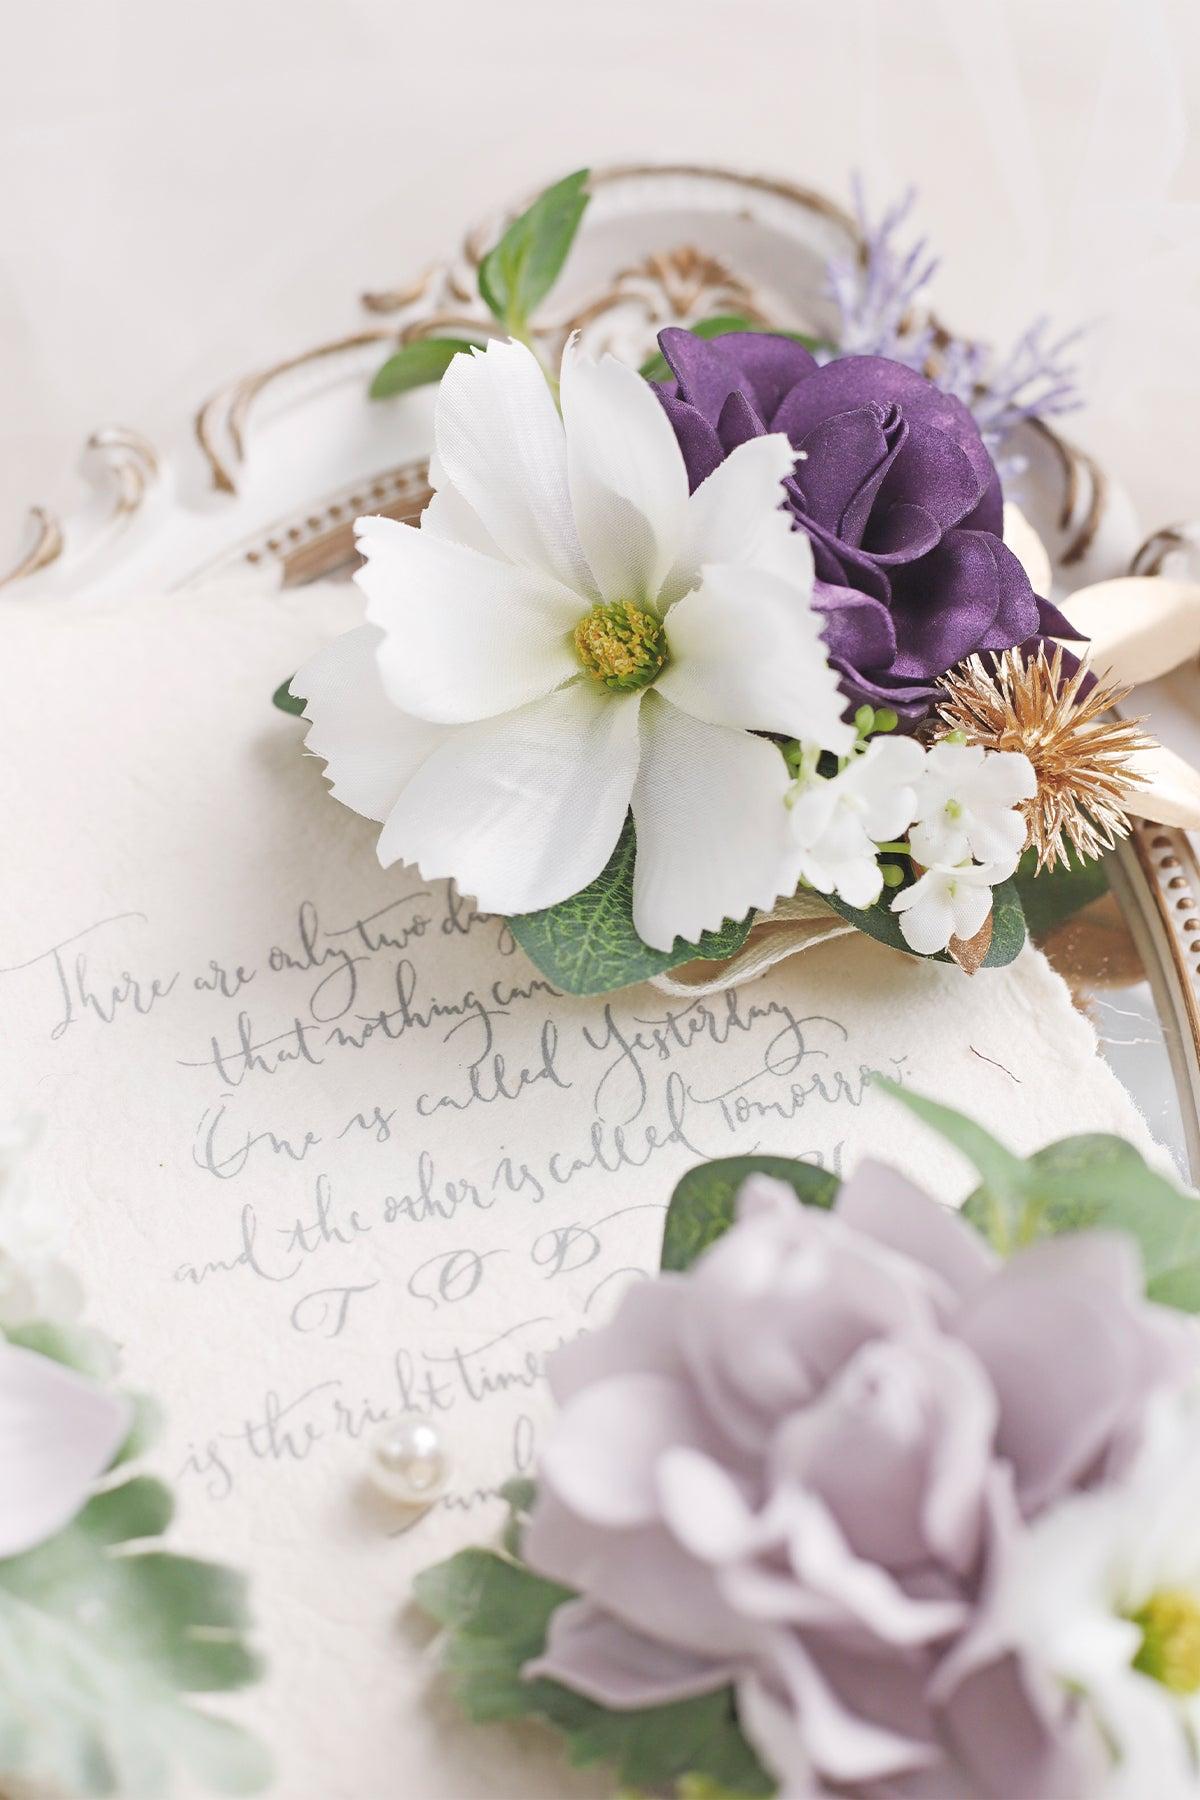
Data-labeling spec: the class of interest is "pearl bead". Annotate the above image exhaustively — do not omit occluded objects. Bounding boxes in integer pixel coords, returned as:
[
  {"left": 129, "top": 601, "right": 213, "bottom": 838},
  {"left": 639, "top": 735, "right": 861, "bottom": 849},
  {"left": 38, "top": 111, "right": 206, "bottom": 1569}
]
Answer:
[{"left": 367, "top": 1412, "right": 452, "bottom": 1506}]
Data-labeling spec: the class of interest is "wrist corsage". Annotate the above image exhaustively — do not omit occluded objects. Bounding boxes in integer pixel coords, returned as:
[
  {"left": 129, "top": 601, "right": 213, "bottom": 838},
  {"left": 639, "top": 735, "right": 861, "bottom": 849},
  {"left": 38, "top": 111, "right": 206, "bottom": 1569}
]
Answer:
[{"left": 280, "top": 170, "right": 1200, "bottom": 995}]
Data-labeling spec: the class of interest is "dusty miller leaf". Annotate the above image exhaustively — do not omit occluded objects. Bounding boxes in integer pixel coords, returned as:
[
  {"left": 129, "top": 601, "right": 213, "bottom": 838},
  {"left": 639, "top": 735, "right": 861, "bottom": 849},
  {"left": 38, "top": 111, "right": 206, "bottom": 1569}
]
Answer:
[{"left": 507, "top": 815, "right": 752, "bottom": 996}]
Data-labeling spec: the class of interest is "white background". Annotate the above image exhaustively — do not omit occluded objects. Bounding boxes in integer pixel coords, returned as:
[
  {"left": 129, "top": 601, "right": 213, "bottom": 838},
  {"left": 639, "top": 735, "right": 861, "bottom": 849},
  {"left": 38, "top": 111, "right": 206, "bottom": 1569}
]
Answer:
[{"left": 1, "top": 0, "right": 1199, "bottom": 564}]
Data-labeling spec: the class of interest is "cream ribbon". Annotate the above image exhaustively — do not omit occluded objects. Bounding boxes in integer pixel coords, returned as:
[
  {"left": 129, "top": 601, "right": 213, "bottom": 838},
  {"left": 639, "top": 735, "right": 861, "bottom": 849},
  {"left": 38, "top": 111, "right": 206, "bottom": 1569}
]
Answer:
[{"left": 650, "top": 892, "right": 853, "bottom": 996}]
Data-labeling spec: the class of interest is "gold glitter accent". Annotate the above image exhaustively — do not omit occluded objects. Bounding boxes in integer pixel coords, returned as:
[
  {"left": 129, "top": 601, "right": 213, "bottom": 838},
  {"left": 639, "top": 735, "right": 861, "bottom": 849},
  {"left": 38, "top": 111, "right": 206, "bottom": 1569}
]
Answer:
[
  {"left": 935, "top": 645, "right": 1151, "bottom": 873},
  {"left": 574, "top": 601, "right": 668, "bottom": 691},
  {"left": 1130, "top": 1590, "right": 1200, "bottom": 1694}
]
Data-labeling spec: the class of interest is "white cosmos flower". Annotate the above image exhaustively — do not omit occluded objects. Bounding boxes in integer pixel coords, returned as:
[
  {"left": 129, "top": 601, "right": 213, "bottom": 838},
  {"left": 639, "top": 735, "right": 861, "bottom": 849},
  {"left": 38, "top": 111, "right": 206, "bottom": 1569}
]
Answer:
[
  {"left": 786, "top": 736, "right": 925, "bottom": 910},
  {"left": 980, "top": 1395, "right": 1200, "bottom": 1798},
  {"left": 909, "top": 741, "right": 1035, "bottom": 869},
  {"left": 0, "top": 1340, "right": 129, "bottom": 1558},
  {"left": 298, "top": 337, "right": 853, "bottom": 950},
  {"left": 890, "top": 858, "right": 1013, "bottom": 955}
]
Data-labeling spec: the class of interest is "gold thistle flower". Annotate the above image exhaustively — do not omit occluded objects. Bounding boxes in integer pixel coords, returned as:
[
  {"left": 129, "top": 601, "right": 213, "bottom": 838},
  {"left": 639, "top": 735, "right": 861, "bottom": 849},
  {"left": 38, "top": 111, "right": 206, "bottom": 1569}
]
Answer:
[{"left": 935, "top": 645, "right": 1152, "bottom": 872}]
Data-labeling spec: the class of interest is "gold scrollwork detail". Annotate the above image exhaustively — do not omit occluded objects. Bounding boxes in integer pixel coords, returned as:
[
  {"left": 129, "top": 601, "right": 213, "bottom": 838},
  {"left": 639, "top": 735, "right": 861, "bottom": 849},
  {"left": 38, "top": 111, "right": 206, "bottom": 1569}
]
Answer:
[
  {"left": 84, "top": 425, "right": 161, "bottom": 515},
  {"left": 0, "top": 506, "right": 65, "bottom": 590},
  {"left": 194, "top": 330, "right": 394, "bottom": 495}
]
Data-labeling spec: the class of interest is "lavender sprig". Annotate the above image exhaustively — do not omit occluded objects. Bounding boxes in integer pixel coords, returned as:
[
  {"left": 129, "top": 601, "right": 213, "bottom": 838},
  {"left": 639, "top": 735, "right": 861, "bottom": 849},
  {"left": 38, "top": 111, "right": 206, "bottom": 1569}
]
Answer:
[{"left": 827, "top": 179, "right": 1082, "bottom": 478}]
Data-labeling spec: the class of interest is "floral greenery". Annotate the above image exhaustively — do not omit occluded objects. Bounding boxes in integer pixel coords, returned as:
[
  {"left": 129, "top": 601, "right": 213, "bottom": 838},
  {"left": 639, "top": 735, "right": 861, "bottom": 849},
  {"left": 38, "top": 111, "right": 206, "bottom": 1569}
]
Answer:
[
  {"left": 416, "top": 1084, "right": 1200, "bottom": 1798},
  {"left": 660, "top": 1154, "right": 837, "bottom": 1272},
  {"left": 477, "top": 168, "right": 590, "bottom": 342},
  {"left": 370, "top": 336, "right": 484, "bottom": 399},
  {"left": 0, "top": 1318, "right": 267, "bottom": 1796},
  {"left": 507, "top": 815, "right": 754, "bottom": 996},
  {"left": 370, "top": 168, "right": 591, "bottom": 398},
  {"left": 413, "top": 1488, "right": 773, "bottom": 1798},
  {"left": 825, "top": 872, "right": 1027, "bottom": 968},
  {"left": 271, "top": 677, "right": 305, "bottom": 718}
]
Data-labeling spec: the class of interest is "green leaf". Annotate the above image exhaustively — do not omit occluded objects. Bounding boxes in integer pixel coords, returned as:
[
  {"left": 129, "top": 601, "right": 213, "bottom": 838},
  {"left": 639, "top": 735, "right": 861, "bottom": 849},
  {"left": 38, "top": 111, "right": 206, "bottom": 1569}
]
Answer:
[
  {"left": 877, "top": 1078, "right": 1030, "bottom": 1250},
  {"left": 638, "top": 320, "right": 827, "bottom": 383},
  {"left": 968, "top": 1133, "right": 1200, "bottom": 1308},
  {"left": 478, "top": 169, "right": 590, "bottom": 333},
  {"left": 0, "top": 1472, "right": 269, "bottom": 1796},
  {"left": 369, "top": 336, "right": 481, "bottom": 400},
  {"left": 508, "top": 815, "right": 752, "bottom": 996},
  {"left": 272, "top": 678, "right": 306, "bottom": 718},
  {"left": 414, "top": 1548, "right": 772, "bottom": 1795},
  {"left": 826, "top": 875, "right": 1025, "bottom": 969},
  {"left": 1012, "top": 846, "right": 1110, "bottom": 941},
  {"left": 878, "top": 1081, "right": 1200, "bottom": 1294},
  {"left": 662, "top": 1155, "right": 838, "bottom": 1272}
]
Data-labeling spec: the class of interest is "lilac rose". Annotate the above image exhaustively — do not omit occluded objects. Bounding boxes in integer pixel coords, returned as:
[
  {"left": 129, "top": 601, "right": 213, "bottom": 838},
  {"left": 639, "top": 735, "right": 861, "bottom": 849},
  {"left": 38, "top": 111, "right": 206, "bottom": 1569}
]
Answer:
[
  {"left": 521, "top": 1170, "right": 1196, "bottom": 1797},
  {"left": 654, "top": 330, "right": 1079, "bottom": 719}
]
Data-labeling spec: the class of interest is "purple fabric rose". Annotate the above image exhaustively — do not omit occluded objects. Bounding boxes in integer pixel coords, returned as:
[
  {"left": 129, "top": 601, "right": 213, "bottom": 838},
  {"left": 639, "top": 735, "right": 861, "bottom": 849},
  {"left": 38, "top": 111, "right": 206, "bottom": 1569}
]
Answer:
[
  {"left": 521, "top": 1170, "right": 1196, "bottom": 1797},
  {"left": 655, "top": 330, "right": 1079, "bottom": 719}
]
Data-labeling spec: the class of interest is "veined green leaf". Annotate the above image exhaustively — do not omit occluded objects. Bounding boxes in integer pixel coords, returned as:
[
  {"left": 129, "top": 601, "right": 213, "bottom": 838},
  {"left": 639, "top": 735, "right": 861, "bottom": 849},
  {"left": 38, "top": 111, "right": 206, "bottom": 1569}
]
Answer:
[
  {"left": 0, "top": 1472, "right": 269, "bottom": 1795},
  {"left": 507, "top": 815, "right": 752, "bottom": 996},
  {"left": 662, "top": 1155, "right": 839, "bottom": 1271},
  {"left": 478, "top": 169, "right": 590, "bottom": 333},
  {"left": 369, "top": 336, "right": 482, "bottom": 399},
  {"left": 414, "top": 1547, "right": 772, "bottom": 1795}
]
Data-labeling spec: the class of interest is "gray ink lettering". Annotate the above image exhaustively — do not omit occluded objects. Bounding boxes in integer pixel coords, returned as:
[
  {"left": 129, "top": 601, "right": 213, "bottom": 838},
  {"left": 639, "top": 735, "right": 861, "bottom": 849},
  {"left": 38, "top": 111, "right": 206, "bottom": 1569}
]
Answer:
[
  {"left": 0, "top": 912, "right": 179, "bottom": 1040},
  {"left": 192, "top": 1099, "right": 321, "bottom": 1180},
  {"left": 290, "top": 1282, "right": 379, "bottom": 1338}
]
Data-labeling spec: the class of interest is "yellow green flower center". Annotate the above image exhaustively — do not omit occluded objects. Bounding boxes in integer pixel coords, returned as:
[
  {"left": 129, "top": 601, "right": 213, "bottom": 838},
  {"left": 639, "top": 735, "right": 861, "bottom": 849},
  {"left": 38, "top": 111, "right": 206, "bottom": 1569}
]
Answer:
[
  {"left": 574, "top": 602, "right": 668, "bottom": 692},
  {"left": 1130, "top": 1589, "right": 1200, "bottom": 1693}
]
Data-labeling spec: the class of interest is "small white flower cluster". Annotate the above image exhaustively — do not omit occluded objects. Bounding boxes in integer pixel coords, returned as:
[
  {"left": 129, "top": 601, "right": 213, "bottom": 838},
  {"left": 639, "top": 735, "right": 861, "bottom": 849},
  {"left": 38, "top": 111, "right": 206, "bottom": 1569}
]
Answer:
[{"left": 786, "top": 728, "right": 1035, "bottom": 955}]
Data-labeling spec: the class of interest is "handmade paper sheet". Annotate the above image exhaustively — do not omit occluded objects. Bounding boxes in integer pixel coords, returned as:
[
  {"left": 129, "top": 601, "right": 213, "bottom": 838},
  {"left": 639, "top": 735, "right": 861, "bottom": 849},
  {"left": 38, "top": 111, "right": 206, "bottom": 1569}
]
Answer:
[{"left": 0, "top": 581, "right": 1160, "bottom": 1798}]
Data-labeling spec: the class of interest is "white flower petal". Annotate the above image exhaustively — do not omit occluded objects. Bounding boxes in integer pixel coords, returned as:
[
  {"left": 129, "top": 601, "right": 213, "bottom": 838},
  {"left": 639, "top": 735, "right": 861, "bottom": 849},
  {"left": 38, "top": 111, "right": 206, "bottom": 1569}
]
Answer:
[
  {"left": 297, "top": 624, "right": 450, "bottom": 821},
  {"left": 630, "top": 695, "right": 795, "bottom": 950},
  {"left": 891, "top": 869, "right": 958, "bottom": 955},
  {"left": 420, "top": 460, "right": 500, "bottom": 556},
  {"left": 0, "top": 1343, "right": 130, "bottom": 1558},
  {"left": 655, "top": 564, "right": 854, "bottom": 752},
  {"left": 662, "top": 434, "right": 801, "bottom": 602},
  {"left": 846, "top": 737, "right": 926, "bottom": 841},
  {"left": 354, "top": 516, "right": 581, "bottom": 723},
  {"left": 433, "top": 337, "right": 594, "bottom": 594},
  {"left": 560, "top": 342, "right": 689, "bottom": 605},
  {"left": 376, "top": 682, "right": 641, "bottom": 913},
  {"left": 949, "top": 876, "right": 995, "bottom": 943}
]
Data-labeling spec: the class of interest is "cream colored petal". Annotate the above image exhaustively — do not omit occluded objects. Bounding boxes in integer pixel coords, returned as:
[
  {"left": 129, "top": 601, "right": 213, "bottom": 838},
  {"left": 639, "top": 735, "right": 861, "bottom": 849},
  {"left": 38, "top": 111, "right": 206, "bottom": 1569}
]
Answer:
[
  {"left": 355, "top": 516, "right": 581, "bottom": 723},
  {"left": 630, "top": 695, "right": 796, "bottom": 950},
  {"left": 1122, "top": 740, "right": 1200, "bottom": 829},
  {"left": 1056, "top": 577, "right": 1200, "bottom": 686},
  {"left": 1002, "top": 502, "right": 1052, "bottom": 597},
  {"left": 0, "top": 1343, "right": 131, "bottom": 1557},
  {"left": 375, "top": 682, "right": 641, "bottom": 914},
  {"left": 297, "top": 624, "right": 451, "bottom": 822},
  {"left": 655, "top": 562, "right": 854, "bottom": 753},
  {"left": 559, "top": 341, "right": 689, "bottom": 606},
  {"left": 434, "top": 338, "right": 595, "bottom": 595}
]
